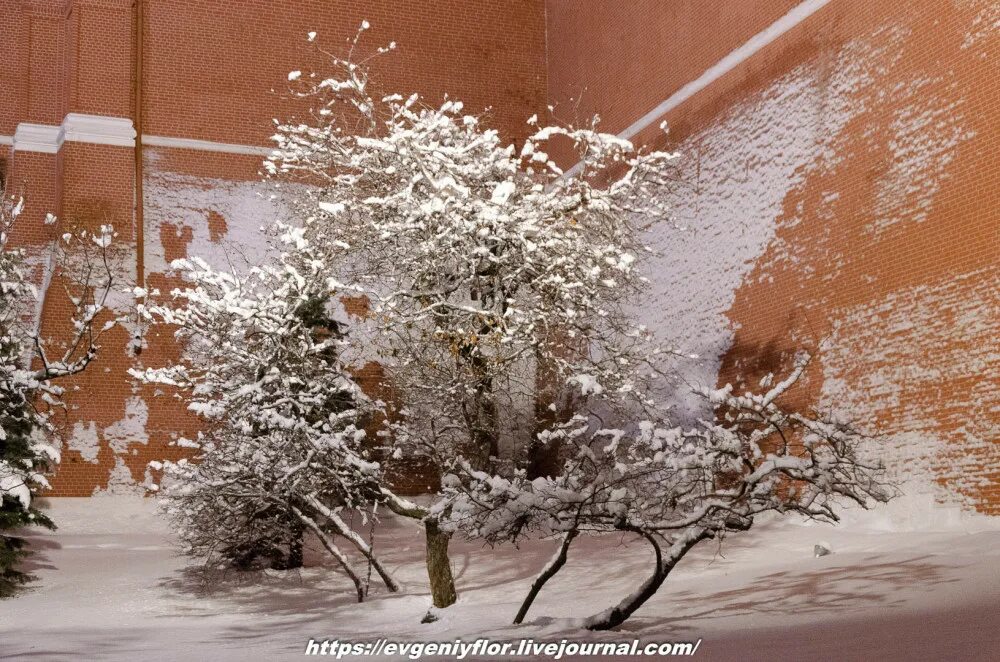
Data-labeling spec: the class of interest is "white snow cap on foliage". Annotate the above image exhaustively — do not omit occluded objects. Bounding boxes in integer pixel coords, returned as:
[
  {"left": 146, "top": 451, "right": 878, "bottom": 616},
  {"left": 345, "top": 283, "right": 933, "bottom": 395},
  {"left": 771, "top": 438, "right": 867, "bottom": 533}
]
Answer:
[
  {"left": 568, "top": 374, "right": 604, "bottom": 396},
  {"left": 0, "top": 468, "right": 31, "bottom": 508},
  {"left": 318, "top": 201, "right": 345, "bottom": 215},
  {"left": 491, "top": 180, "right": 515, "bottom": 206}
]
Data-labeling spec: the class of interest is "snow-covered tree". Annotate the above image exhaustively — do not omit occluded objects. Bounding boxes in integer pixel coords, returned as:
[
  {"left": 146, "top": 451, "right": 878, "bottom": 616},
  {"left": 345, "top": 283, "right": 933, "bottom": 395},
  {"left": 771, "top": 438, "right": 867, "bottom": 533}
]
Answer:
[
  {"left": 267, "top": 26, "right": 679, "bottom": 609},
  {"left": 133, "top": 225, "right": 398, "bottom": 601},
  {"left": 439, "top": 354, "right": 893, "bottom": 629},
  {"left": 1, "top": 191, "right": 117, "bottom": 596}
]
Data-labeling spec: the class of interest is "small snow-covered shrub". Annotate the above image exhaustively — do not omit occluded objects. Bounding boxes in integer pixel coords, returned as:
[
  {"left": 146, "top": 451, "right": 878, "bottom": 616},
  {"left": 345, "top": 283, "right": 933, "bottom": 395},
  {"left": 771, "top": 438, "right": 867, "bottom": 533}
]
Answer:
[
  {"left": 1, "top": 191, "right": 117, "bottom": 596},
  {"left": 440, "top": 355, "right": 893, "bottom": 629},
  {"left": 134, "top": 227, "right": 398, "bottom": 600}
]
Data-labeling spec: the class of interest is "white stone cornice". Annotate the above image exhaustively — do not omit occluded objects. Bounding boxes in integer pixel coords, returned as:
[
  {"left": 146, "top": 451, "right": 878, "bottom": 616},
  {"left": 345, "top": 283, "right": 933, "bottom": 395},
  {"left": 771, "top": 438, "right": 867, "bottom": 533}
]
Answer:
[
  {"left": 10, "top": 114, "right": 136, "bottom": 154},
  {"left": 142, "top": 134, "right": 274, "bottom": 156},
  {"left": 13, "top": 123, "right": 64, "bottom": 154},
  {"left": 8, "top": 114, "right": 277, "bottom": 157},
  {"left": 563, "top": 0, "right": 834, "bottom": 178},
  {"left": 62, "top": 113, "right": 136, "bottom": 147}
]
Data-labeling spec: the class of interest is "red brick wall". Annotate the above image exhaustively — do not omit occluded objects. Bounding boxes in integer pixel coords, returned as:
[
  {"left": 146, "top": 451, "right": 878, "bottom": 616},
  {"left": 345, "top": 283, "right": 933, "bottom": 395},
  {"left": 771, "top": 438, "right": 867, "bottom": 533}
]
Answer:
[
  {"left": 69, "top": 0, "right": 135, "bottom": 117},
  {"left": 142, "top": 0, "right": 546, "bottom": 148},
  {"left": 0, "top": 1, "right": 27, "bottom": 135},
  {"left": 545, "top": 0, "right": 801, "bottom": 138},
  {"left": 4, "top": 0, "right": 548, "bottom": 495},
  {"left": 8, "top": 0, "right": 997, "bottom": 512},
  {"left": 546, "top": 0, "right": 1000, "bottom": 514}
]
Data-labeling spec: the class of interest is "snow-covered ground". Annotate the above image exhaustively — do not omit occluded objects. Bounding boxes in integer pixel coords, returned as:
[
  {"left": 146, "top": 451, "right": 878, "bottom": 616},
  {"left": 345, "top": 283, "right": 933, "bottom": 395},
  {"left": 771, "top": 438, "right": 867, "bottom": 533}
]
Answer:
[{"left": 2, "top": 497, "right": 999, "bottom": 661}]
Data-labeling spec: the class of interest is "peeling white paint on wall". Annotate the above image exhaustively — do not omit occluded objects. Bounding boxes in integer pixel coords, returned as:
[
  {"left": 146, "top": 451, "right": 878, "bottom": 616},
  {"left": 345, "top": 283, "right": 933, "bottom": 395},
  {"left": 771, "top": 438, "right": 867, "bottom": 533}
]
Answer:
[
  {"left": 93, "top": 456, "right": 145, "bottom": 496},
  {"left": 67, "top": 421, "right": 101, "bottom": 464},
  {"left": 103, "top": 396, "right": 150, "bottom": 455}
]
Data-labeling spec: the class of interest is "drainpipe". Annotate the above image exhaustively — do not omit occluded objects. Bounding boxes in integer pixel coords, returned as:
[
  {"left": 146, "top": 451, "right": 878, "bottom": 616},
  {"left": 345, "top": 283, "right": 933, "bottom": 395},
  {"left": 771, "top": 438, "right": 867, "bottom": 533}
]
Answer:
[
  {"left": 133, "top": 0, "right": 145, "bottom": 292},
  {"left": 131, "top": 0, "right": 146, "bottom": 356}
]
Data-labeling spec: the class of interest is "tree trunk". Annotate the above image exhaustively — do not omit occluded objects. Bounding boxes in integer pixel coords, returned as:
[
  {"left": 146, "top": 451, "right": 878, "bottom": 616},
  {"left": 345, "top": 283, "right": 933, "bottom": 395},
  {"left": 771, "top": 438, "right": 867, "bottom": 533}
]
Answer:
[
  {"left": 381, "top": 490, "right": 459, "bottom": 609},
  {"left": 285, "top": 521, "right": 304, "bottom": 570},
  {"left": 292, "top": 507, "right": 364, "bottom": 602},
  {"left": 425, "top": 519, "right": 457, "bottom": 608},
  {"left": 302, "top": 495, "right": 399, "bottom": 592},
  {"left": 462, "top": 337, "right": 499, "bottom": 473},
  {"left": 583, "top": 529, "right": 708, "bottom": 631},
  {"left": 513, "top": 530, "right": 577, "bottom": 624}
]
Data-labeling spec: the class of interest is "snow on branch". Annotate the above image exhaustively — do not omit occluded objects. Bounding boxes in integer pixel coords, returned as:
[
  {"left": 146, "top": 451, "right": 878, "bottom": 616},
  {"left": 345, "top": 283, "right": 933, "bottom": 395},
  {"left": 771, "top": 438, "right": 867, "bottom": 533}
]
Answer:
[
  {"left": 1, "top": 190, "right": 119, "bottom": 595},
  {"left": 1, "top": 193, "right": 119, "bottom": 508},
  {"left": 133, "top": 224, "right": 397, "bottom": 595},
  {"left": 267, "top": 32, "right": 681, "bottom": 486},
  {"left": 438, "top": 358, "right": 893, "bottom": 628}
]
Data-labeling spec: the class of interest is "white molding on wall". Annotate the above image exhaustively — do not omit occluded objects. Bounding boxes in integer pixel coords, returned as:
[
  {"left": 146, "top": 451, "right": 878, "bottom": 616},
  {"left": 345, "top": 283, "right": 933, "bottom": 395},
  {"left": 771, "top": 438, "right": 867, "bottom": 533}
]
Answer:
[
  {"left": 5, "top": 115, "right": 273, "bottom": 158},
  {"left": 564, "top": 0, "right": 833, "bottom": 177},
  {"left": 142, "top": 134, "right": 275, "bottom": 156},
  {"left": 2, "top": 0, "right": 834, "bottom": 161},
  {"left": 13, "top": 123, "right": 64, "bottom": 154},
  {"left": 62, "top": 113, "right": 136, "bottom": 147},
  {"left": 9, "top": 114, "right": 136, "bottom": 154},
  {"left": 619, "top": 0, "right": 832, "bottom": 142}
]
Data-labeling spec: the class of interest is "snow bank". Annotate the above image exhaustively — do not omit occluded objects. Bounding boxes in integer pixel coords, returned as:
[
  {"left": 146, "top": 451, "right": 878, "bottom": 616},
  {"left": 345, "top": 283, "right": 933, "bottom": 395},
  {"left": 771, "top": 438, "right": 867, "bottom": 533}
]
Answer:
[{"left": 2, "top": 497, "right": 998, "bottom": 661}]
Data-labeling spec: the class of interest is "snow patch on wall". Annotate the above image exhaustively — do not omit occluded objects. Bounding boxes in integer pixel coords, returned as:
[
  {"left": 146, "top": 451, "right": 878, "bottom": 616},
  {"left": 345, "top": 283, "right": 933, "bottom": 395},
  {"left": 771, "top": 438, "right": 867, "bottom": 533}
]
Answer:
[
  {"left": 639, "top": 28, "right": 905, "bottom": 420},
  {"left": 144, "top": 164, "right": 399, "bottom": 399},
  {"left": 961, "top": 1, "right": 1000, "bottom": 49},
  {"left": 67, "top": 421, "right": 100, "bottom": 463},
  {"left": 93, "top": 456, "right": 145, "bottom": 496},
  {"left": 103, "top": 396, "right": 150, "bottom": 455},
  {"left": 819, "top": 270, "right": 999, "bottom": 509},
  {"left": 868, "top": 80, "right": 974, "bottom": 235},
  {"left": 143, "top": 168, "right": 303, "bottom": 275}
]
